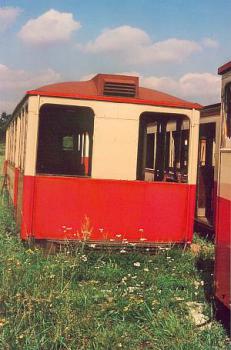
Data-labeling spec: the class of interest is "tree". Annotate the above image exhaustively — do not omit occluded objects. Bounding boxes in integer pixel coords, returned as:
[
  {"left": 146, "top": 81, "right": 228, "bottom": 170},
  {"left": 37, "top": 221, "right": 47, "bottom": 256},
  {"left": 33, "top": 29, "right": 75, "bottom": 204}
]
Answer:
[{"left": 0, "top": 112, "right": 12, "bottom": 142}]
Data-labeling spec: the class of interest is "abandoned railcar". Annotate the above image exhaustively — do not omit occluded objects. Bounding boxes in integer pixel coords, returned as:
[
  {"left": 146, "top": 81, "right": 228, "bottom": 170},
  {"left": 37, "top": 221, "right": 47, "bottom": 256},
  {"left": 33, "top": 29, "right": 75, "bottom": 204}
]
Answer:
[
  {"left": 215, "top": 62, "right": 231, "bottom": 310},
  {"left": 195, "top": 103, "right": 221, "bottom": 236},
  {"left": 4, "top": 74, "right": 201, "bottom": 245}
]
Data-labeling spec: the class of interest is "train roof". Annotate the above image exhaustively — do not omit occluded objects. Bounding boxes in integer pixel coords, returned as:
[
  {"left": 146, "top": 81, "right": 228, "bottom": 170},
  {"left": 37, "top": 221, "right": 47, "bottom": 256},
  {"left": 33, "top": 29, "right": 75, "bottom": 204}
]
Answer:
[
  {"left": 200, "top": 103, "right": 221, "bottom": 117},
  {"left": 218, "top": 61, "right": 231, "bottom": 75},
  {"left": 27, "top": 73, "right": 202, "bottom": 110}
]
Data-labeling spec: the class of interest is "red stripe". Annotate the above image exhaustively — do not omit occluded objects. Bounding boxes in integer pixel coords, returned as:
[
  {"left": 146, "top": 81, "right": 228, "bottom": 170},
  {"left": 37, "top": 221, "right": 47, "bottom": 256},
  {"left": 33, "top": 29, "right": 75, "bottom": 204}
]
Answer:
[
  {"left": 13, "top": 167, "right": 19, "bottom": 207},
  {"left": 215, "top": 196, "right": 231, "bottom": 308}
]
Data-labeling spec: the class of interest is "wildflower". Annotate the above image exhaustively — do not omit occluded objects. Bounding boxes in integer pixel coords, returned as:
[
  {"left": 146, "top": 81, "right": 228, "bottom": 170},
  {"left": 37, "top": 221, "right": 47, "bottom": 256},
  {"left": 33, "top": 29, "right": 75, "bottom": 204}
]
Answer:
[
  {"left": 133, "top": 262, "right": 141, "bottom": 267},
  {"left": 166, "top": 257, "right": 171, "bottom": 260},
  {"left": 120, "top": 249, "right": 126, "bottom": 254},
  {"left": 118, "top": 343, "right": 122, "bottom": 348},
  {"left": 144, "top": 268, "right": 149, "bottom": 272},
  {"left": 194, "top": 281, "right": 200, "bottom": 289},
  {"left": 89, "top": 244, "right": 96, "bottom": 248},
  {"left": 80, "top": 255, "right": 88, "bottom": 262},
  {"left": 201, "top": 281, "right": 204, "bottom": 286},
  {"left": 159, "top": 247, "right": 170, "bottom": 251},
  {"left": 146, "top": 248, "right": 150, "bottom": 251},
  {"left": 175, "top": 297, "right": 184, "bottom": 301}
]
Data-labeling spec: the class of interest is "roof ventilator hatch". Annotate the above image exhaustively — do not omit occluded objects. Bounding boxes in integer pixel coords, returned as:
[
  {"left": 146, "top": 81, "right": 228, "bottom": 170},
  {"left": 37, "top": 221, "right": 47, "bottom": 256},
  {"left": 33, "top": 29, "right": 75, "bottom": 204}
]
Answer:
[{"left": 93, "top": 74, "right": 139, "bottom": 98}]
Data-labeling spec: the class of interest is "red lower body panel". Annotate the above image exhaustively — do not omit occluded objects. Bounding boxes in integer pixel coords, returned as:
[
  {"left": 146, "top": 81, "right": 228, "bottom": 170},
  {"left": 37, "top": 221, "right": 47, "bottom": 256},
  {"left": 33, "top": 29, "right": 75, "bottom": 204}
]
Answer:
[
  {"left": 215, "top": 196, "right": 231, "bottom": 309},
  {"left": 13, "top": 168, "right": 20, "bottom": 207},
  {"left": 21, "top": 175, "right": 196, "bottom": 243}
]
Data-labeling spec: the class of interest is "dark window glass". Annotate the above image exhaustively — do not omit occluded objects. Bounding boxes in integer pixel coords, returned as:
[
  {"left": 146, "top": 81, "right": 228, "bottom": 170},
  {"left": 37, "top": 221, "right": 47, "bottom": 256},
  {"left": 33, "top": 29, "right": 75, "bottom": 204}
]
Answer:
[
  {"left": 224, "top": 83, "right": 231, "bottom": 138},
  {"left": 36, "top": 105, "right": 94, "bottom": 176}
]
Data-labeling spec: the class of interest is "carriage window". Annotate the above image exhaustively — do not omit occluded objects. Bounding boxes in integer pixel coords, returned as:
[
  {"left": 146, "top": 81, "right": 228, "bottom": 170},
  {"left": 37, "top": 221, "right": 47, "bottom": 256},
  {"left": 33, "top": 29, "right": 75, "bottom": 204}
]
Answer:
[
  {"left": 36, "top": 105, "right": 94, "bottom": 176},
  {"left": 137, "top": 113, "right": 190, "bottom": 183}
]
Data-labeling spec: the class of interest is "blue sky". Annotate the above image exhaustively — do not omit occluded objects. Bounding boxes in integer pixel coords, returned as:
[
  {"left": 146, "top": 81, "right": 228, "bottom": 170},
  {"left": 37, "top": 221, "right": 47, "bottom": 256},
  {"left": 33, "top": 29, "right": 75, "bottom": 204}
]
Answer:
[{"left": 0, "top": 0, "right": 230, "bottom": 112}]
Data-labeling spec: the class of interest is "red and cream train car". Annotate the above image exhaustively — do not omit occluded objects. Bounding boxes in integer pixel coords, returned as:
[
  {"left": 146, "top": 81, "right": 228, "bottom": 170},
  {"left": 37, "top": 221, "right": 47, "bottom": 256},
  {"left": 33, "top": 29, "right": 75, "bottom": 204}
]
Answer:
[
  {"left": 215, "top": 62, "right": 231, "bottom": 310},
  {"left": 4, "top": 74, "right": 200, "bottom": 245},
  {"left": 195, "top": 103, "right": 221, "bottom": 236}
]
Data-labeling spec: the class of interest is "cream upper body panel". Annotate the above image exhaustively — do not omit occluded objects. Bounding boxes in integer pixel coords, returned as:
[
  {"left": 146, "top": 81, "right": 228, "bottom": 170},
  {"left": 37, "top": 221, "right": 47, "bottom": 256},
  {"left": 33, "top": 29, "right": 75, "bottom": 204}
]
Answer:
[
  {"left": 22, "top": 95, "right": 199, "bottom": 184},
  {"left": 219, "top": 151, "right": 231, "bottom": 201}
]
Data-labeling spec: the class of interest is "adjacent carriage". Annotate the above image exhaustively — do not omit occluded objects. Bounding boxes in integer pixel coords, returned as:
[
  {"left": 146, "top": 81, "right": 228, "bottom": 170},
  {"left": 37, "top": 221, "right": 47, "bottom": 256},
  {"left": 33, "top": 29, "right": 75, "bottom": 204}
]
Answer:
[{"left": 215, "top": 62, "right": 231, "bottom": 310}]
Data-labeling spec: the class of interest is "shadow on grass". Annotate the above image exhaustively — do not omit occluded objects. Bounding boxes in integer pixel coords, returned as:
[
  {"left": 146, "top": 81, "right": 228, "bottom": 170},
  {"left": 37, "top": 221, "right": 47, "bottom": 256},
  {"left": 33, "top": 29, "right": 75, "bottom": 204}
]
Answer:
[
  {"left": 195, "top": 255, "right": 214, "bottom": 302},
  {"left": 196, "top": 255, "right": 230, "bottom": 336}
]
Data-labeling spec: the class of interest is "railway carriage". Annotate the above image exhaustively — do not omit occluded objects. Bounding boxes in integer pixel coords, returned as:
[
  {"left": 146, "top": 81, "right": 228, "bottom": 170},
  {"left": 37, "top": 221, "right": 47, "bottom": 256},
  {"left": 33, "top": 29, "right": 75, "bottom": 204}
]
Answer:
[
  {"left": 4, "top": 74, "right": 200, "bottom": 245},
  {"left": 195, "top": 103, "right": 221, "bottom": 236},
  {"left": 215, "top": 62, "right": 231, "bottom": 310}
]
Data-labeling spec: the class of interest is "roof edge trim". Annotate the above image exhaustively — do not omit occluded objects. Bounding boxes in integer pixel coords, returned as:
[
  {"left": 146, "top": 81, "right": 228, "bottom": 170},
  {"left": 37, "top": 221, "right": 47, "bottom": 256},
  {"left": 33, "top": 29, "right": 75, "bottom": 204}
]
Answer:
[{"left": 27, "top": 90, "right": 202, "bottom": 110}]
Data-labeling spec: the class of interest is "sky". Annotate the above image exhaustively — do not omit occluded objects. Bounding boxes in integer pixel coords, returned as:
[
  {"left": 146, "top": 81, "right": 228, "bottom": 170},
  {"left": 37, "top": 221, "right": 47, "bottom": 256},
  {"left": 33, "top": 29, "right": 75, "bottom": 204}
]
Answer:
[{"left": 0, "top": 0, "right": 230, "bottom": 113}]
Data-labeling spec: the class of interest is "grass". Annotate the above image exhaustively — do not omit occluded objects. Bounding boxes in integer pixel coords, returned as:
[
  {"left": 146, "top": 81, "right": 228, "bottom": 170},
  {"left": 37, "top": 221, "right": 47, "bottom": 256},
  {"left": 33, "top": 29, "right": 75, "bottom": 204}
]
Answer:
[
  {"left": 0, "top": 205, "right": 229, "bottom": 349},
  {"left": 0, "top": 143, "right": 229, "bottom": 349}
]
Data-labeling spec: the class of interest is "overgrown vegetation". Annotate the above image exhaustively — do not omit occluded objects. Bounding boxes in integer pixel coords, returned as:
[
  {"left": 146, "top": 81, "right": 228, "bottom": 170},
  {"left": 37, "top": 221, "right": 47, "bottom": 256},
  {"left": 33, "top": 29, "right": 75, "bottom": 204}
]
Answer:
[{"left": 0, "top": 143, "right": 229, "bottom": 349}]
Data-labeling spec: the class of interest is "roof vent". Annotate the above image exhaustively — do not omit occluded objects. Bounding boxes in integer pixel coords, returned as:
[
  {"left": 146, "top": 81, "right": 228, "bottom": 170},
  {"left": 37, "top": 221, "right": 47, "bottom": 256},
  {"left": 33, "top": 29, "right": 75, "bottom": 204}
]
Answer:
[
  {"left": 103, "top": 81, "right": 136, "bottom": 97},
  {"left": 93, "top": 74, "right": 139, "bottom": 98}
]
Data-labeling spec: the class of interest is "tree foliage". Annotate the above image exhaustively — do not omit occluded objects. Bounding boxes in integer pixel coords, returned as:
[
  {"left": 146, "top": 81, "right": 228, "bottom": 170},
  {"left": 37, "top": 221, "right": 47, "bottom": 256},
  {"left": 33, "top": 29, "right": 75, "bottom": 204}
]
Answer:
[{"left": 0, "top": 112, "right": 12, "bottom": 141}]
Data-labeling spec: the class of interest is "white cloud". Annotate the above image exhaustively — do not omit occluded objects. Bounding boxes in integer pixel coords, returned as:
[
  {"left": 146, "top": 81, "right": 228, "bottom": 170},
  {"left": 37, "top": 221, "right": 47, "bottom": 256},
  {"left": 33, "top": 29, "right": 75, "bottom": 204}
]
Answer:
[
  {"left": 82, "top": 25, "right": 202, "bottom": 64},
  {"left": 135, "top": 38, "right": 201, "bottom": 64},
  {"left": 85, "top": 25, "right": 150, "bottom": 53},
  {"left": 18, "top": 9, "right": 81, "bottom": 45},
  {"left": 0, "top": 6, "right": 22, "bottom": 32},
  {"left": 201, "top": 37, "right": 219, "bottom": 48},
  {"left": 140, "top": 72, "right": 220, "bottom": 104},
  {"left": 80, "top": 73, "right": 96, "bottom": 81},
  {"left": 0, "top": 64, "right": 61, "bottom": 113}
]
